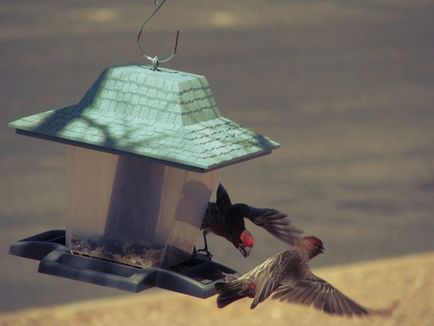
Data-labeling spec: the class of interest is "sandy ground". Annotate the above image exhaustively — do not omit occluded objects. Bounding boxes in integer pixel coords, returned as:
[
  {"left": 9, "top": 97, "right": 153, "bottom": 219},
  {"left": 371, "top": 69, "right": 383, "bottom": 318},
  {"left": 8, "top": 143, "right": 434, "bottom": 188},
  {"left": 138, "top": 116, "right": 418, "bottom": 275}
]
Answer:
[{"left": 1, "top": 251, "right": 433, "bottom": 326}]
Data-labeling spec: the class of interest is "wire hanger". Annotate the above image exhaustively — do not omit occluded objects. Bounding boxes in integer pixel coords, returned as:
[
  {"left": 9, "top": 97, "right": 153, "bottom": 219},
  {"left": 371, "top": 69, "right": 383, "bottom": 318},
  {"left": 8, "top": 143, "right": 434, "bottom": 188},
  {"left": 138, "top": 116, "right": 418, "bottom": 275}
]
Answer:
[{"left": 137, "top": 0, "right": 180, "bottom": 70}]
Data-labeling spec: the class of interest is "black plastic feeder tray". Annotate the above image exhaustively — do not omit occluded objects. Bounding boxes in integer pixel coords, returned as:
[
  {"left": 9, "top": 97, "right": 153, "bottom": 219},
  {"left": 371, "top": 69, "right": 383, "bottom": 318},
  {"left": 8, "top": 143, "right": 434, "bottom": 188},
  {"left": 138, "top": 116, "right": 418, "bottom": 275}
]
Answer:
[{"left": 9, "top": 230, "right": 237, "bottom": 298}]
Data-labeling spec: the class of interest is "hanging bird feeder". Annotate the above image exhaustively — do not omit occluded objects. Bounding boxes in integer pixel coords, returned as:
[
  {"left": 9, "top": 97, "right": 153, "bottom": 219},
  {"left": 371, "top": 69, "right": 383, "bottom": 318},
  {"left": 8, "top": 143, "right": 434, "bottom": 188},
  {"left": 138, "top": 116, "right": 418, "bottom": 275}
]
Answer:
[{"left": 8, "top": 1, "right": 279, "bottom": 298}]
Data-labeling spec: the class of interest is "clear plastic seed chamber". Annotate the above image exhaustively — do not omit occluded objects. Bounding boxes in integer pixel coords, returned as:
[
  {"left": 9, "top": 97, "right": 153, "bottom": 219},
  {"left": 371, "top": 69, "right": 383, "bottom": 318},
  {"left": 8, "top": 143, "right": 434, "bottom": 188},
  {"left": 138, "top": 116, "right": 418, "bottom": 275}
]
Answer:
[{"left": 66, "top": 146, "right": 217, "bottom": 268}]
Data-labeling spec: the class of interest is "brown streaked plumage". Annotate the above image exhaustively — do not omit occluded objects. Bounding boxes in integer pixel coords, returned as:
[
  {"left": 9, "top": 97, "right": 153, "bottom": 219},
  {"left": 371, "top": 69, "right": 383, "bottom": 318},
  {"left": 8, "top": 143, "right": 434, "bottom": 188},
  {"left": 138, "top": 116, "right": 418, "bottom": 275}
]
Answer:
[
  {"left": 215, "top": 236, "right": 396, "bottom": 317},
  {"left": 199, "top": 183, "right": 302, "bottom": 257}
]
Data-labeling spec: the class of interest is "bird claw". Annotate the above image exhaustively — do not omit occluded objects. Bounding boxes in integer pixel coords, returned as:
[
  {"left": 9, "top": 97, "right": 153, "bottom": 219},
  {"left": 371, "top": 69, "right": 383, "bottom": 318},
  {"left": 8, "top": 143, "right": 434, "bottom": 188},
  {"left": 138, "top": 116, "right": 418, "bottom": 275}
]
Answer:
[{"left": 196, "top": 248, "right": 213, "bottom": 259}]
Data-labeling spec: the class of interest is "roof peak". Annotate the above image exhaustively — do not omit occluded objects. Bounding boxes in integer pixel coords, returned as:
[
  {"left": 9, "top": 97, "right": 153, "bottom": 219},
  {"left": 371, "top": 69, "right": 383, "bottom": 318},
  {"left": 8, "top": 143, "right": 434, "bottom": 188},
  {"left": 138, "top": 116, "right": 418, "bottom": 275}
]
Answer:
[
  {"left": 10, "top": 65, "right": 279, "bottom": 171},
  {"left": 81, "top": 65, "right": 221, "bottom": 127}
]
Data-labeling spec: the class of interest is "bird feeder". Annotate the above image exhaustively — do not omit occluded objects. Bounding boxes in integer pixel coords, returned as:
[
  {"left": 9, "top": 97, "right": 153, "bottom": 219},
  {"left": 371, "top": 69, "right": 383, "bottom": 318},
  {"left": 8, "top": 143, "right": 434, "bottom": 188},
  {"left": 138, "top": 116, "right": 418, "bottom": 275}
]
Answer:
[{"left": 9, "top": 64, "right": 279, "bottom": 297}]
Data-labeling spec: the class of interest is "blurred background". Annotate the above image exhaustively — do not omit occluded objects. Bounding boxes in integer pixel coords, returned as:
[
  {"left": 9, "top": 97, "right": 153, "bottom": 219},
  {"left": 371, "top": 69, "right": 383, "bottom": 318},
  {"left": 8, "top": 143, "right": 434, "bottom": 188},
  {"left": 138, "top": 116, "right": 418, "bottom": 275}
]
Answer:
[{"left": 1, "top": 0, "right": 433, "bottom": 313}]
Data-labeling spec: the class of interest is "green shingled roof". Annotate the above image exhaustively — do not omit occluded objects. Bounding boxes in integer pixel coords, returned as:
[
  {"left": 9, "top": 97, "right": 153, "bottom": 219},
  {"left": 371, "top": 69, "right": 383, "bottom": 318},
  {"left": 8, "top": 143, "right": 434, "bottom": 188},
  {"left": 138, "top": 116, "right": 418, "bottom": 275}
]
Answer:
[{"left": 10, "top": 64, "right": 279, "bottom": 171}]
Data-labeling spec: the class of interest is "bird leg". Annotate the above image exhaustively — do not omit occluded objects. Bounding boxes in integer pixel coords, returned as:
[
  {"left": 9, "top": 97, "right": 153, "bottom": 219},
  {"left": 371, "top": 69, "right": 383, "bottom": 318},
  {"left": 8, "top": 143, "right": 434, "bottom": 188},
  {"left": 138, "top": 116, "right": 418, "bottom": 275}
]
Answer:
[{"left": 196, "top": 231, "right": 213, "bottom": 259}]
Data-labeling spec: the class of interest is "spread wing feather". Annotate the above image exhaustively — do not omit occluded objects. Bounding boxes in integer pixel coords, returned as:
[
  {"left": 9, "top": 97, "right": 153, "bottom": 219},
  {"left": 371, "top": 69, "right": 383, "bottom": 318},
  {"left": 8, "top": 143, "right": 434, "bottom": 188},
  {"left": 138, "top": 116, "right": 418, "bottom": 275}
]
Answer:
[
  {"left": 216, "top": 183, "right": 232, "bottom": 216},
  {"left": 272, "top": 272, "right": 372, "bottom": 317},
  {"left": 249, "top": 251, "right": 303, "bottom": 309},
  {"left": 234, "top": 204, "right": 302, "bottom": 245}
]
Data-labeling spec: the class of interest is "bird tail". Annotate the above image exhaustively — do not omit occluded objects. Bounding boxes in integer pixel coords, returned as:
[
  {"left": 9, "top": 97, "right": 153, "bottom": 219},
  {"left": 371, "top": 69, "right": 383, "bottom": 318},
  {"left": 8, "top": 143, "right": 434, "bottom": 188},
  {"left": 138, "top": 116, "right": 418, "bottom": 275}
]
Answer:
[{"left": 215, "top": 280, "right": 249, "bottom": 308}]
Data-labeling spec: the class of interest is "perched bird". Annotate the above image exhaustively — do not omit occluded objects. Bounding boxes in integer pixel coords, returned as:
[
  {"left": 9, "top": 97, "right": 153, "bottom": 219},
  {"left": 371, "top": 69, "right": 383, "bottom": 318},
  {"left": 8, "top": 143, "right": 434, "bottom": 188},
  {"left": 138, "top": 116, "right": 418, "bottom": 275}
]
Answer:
[
  {"left": 199, "top": 183, "right": 302, "bottom": 257},
  {"left": 215, "top": 236, "right": 395, "bottom": 317}
]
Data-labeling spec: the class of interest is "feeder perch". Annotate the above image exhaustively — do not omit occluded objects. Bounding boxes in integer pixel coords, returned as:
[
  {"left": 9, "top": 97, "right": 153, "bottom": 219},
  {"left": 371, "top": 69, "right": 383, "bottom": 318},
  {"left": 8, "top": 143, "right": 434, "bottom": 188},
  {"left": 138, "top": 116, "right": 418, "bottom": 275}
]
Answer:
[{"left": 9, "top": 64, "right": 279, "bottom": 297}]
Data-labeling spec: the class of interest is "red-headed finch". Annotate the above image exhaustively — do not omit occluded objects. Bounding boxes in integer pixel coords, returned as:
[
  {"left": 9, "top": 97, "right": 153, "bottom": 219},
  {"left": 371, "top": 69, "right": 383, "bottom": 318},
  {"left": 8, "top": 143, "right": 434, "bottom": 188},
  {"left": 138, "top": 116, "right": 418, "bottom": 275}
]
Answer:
[
  {"left": 199, "top": 183, "right": 302, "bottom": 257},
  {"left": 215, "top": 236, "right": 396, "bottom": 317}
]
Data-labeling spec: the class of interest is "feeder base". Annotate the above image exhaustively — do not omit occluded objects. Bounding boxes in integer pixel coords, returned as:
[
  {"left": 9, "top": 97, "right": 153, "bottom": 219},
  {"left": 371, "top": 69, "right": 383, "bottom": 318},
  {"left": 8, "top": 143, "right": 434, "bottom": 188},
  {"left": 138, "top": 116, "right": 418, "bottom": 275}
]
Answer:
[{"left": 9, "top": 230, "right": 237, "bottom": 298}]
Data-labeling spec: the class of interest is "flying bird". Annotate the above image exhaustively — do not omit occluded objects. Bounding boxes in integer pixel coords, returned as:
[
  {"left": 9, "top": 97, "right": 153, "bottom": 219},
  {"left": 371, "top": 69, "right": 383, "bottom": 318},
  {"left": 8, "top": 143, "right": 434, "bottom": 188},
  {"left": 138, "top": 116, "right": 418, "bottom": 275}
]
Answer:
[
  {"left": 198, "top": 183, "right": 302, "bottom": 258},
  {"left": 215, "top": 236, "right": 396, "bottom": 317}
]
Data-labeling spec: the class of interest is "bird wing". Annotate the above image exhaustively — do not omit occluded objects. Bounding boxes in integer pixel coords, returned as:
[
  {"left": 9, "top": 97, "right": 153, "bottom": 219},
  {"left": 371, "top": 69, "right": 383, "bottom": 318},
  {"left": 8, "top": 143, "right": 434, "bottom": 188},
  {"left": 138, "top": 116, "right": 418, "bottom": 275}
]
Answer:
[
  {"left": 216, "top": 183, "right": 232, "bottom": 216},
  {"left": 272, "top": 271, "right": 373, "bottom": 317},
  {"left": 250, "top": 251, "right": 302, "bottom": 309},
  {"left": 234, "top": 203, "right": 302, "bottom": 245}
]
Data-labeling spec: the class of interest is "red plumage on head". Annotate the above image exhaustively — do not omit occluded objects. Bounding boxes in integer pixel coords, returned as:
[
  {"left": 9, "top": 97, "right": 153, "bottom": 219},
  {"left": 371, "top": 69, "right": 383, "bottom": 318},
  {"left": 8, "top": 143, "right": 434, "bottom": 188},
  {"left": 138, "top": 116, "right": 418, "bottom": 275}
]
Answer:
[
  {"left": 296, "top": 236, "right": 325, "bottom": 259},
  {"left": 240, "top": 230, "right": 255, "bottom": 248},
  {"left": 303, "top": 236, "right": 323, "bottom": 248}
]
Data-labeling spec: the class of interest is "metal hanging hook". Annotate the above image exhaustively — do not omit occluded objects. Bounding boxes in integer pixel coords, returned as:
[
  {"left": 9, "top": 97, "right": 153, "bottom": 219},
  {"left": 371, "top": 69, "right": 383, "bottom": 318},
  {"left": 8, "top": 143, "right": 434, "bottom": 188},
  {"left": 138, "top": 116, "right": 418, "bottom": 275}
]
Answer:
[{"left": 137, "top": 0, "right": 180, "bottom": 70}]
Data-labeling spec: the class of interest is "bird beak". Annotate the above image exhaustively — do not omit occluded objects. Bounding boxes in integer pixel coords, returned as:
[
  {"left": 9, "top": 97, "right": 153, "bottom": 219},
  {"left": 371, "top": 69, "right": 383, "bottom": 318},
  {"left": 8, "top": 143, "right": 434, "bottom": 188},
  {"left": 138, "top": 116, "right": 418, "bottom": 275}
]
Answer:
[
  {"left": 320, "top": 247, "right": 325, "bottom": 254},
  {"left": 238, "top": 245, "right": 251, "bottom": 257}
]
